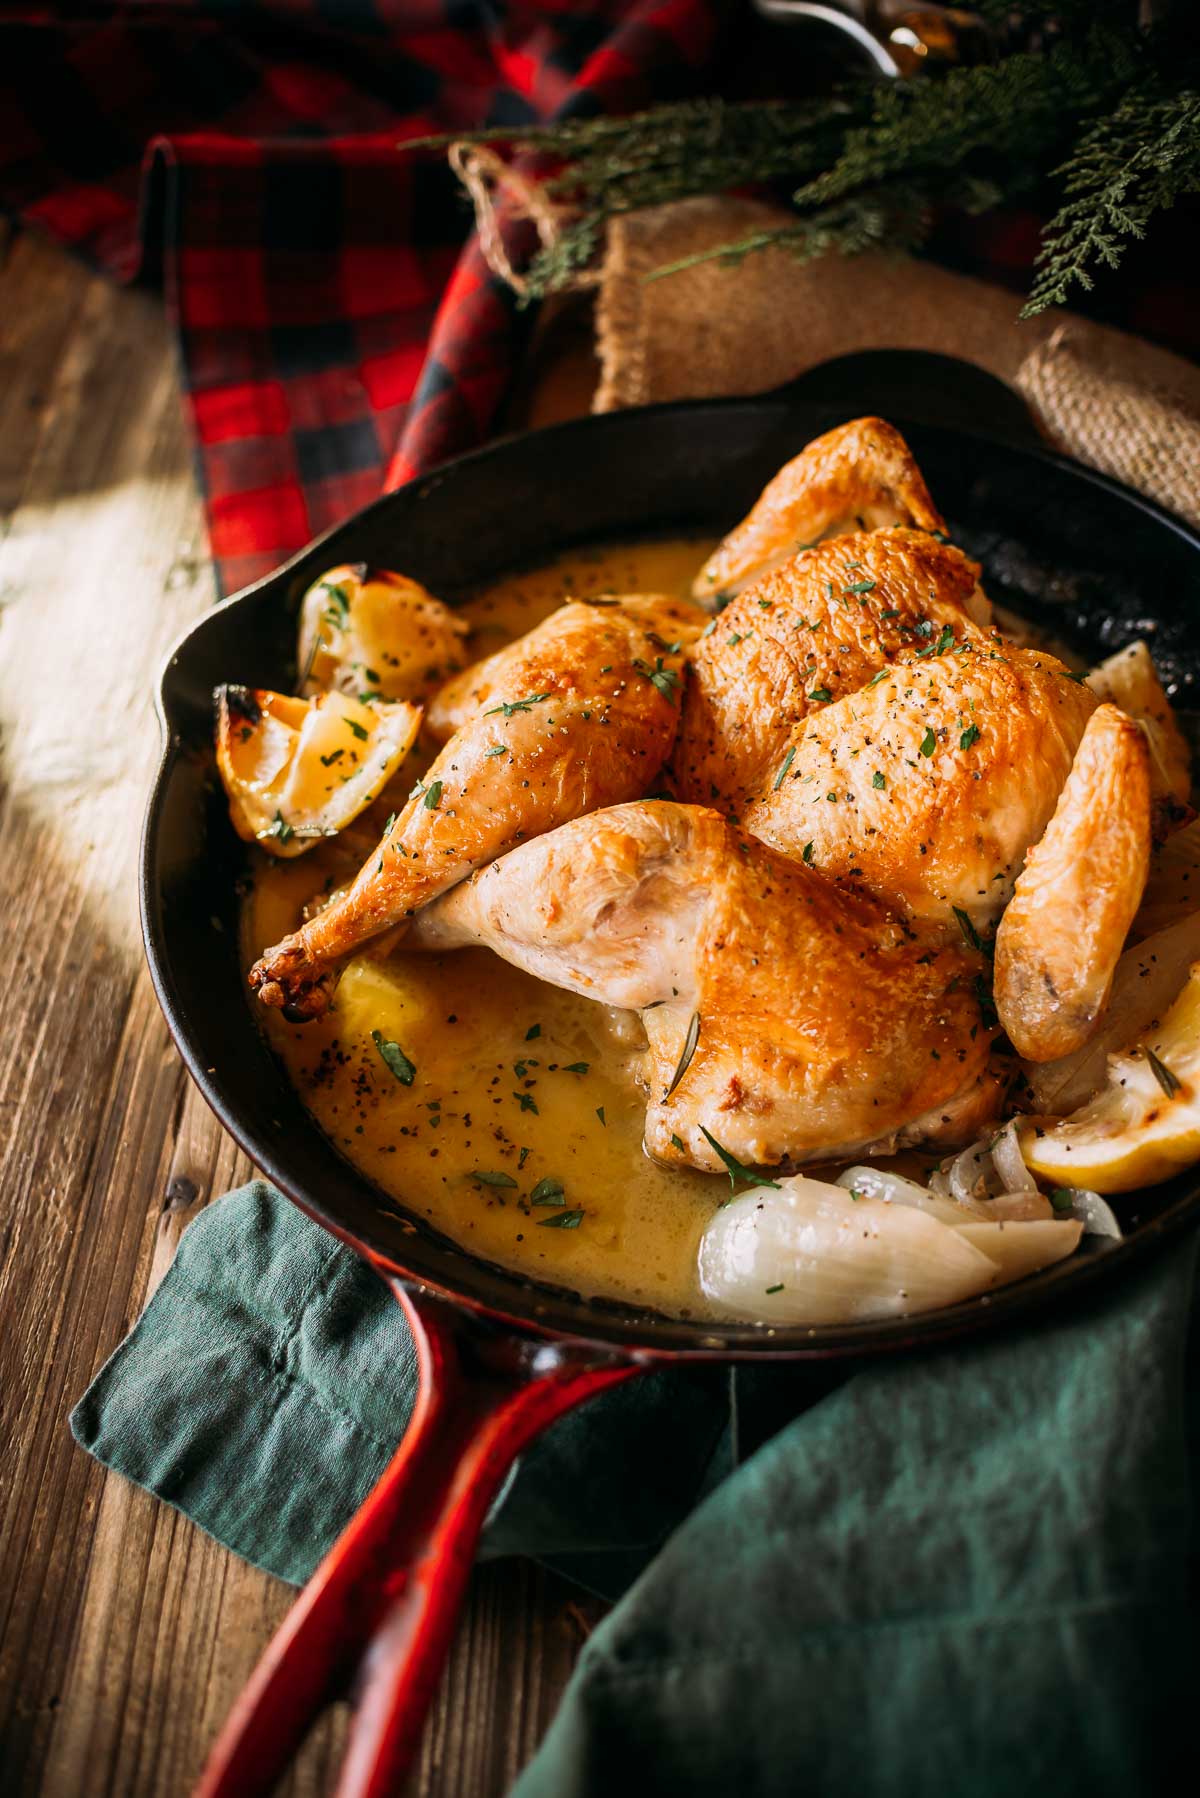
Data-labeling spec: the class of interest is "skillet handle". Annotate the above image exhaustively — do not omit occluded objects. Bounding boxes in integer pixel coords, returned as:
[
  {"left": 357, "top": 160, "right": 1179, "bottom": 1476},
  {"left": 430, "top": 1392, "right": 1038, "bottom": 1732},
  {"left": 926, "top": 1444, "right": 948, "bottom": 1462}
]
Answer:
[{"left": 194, "top": 1279, "right": 637, "bottom": 1798}]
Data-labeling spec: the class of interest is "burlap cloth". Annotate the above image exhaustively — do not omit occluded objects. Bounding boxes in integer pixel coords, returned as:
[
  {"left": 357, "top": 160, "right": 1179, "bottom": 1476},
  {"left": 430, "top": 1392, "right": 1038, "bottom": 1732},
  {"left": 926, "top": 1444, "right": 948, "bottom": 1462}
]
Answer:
[{"left": 593, "top": 197, "right": 1200, "bottom": 528}]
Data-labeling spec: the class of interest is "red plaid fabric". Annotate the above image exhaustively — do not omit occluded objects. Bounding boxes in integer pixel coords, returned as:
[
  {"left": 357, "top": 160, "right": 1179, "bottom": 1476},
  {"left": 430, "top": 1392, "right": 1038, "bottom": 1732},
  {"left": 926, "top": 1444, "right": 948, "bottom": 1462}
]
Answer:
[{"left": 0, "top": 2, "right": 725, "bottom": 593}]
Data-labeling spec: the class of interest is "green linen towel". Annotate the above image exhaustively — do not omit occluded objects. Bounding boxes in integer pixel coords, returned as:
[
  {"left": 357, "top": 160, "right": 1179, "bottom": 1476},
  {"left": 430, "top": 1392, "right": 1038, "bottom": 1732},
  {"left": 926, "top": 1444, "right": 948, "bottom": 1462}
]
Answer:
[{"left": 72, "top": 1182, "right": 1200, "bottom": 1795}]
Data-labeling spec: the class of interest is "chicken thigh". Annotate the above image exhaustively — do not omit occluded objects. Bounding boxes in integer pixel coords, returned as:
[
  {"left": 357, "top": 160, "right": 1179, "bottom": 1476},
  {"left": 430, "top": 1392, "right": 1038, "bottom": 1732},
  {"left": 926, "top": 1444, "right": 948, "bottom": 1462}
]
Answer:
[
  {"left": 408, "top": 801, "right": 999, "bottom": 1173},
  {"left": 694, "top": 416, "right": 947, "bottom": 601},
  {"left": 250, "top": 595, "right": 701, "bottom": 1017}
]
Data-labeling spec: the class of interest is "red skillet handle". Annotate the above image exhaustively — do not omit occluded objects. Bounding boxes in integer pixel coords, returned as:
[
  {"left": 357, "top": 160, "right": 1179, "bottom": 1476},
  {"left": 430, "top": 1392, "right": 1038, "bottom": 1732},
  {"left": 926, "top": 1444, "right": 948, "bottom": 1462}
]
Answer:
[{"left": 195, "top": 1277, "right": 637, "bottom": 1798}]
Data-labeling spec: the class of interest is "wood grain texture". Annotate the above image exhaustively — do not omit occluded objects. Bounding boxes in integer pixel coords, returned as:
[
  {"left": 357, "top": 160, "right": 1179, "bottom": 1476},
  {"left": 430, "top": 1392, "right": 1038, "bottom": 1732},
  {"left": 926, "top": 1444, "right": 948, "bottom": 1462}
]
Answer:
[{"left": 0, "top": 228, "right": 600, "bottom": 1798}]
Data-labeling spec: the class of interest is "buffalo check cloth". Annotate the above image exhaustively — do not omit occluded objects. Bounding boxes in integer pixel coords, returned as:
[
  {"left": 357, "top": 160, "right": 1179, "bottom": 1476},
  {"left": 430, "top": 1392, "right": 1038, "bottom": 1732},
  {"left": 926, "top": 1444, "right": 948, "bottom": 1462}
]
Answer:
[{"left": 0, "top": 0, "right": 725, "bottom": 594}]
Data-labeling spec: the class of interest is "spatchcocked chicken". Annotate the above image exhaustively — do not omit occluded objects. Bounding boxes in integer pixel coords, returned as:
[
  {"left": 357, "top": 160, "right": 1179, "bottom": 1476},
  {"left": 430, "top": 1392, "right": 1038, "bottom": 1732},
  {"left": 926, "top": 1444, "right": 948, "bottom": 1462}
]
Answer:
[{"left": 235, "top": 416, "right": 1183, "bottom": 1195}]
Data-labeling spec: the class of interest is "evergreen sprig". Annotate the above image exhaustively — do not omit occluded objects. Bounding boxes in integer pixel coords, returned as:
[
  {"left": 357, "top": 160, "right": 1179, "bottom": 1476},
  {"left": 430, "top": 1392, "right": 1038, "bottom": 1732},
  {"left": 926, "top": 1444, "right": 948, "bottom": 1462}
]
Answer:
[{"left": 412, "top": 3, "right": 1199, "bottom": 316}]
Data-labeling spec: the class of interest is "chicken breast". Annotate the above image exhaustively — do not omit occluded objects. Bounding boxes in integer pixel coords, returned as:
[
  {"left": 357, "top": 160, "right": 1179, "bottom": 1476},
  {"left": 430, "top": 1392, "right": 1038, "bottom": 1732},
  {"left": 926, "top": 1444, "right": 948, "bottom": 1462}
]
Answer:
[
  {"left": 409, "top": 801, "right": 999, "bottom": 1173},
  {"left": 694, "top": 416, "right": 947, "bottom": 601},
  {"left": 743, "top": 640, "right": 1099, "bottom": 928},
  {"left": 995, "top": 704, "right": 1152, "bottom": 1061},
  {"left": 673, "top": 529, "right": 988, "bottom": 814},
  {"left": 249, "top": 597, "right": 696, "bottom": 1018}
]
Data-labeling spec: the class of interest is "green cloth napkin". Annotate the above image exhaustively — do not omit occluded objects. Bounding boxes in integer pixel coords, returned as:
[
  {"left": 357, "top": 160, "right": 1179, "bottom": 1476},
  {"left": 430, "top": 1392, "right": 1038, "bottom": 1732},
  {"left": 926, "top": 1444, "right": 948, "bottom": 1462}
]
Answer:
[{"left": 72, "top": 1182, "right": 1200, "bottom": 1796}]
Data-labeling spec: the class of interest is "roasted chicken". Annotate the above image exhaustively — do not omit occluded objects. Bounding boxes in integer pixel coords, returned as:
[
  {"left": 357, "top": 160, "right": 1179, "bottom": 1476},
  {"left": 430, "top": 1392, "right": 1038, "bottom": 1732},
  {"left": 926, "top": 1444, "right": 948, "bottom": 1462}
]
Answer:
[
  {"left": 409, "top": 800, "right": 999, "bottom": 1172},
  {"left": 249, "top": 594, "right": 703, "bottom": 1017}
]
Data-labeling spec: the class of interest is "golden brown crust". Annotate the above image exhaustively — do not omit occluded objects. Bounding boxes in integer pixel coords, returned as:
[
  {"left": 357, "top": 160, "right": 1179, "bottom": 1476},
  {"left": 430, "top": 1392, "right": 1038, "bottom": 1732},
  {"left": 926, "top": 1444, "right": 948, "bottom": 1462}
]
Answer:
[
  {"left": 994, "top": 704, "right": 1152, "bottom": 1061},
  {"left": 673, "top": 529, "right": 983, "bottom": 814},
  {"left": 694, "top": 417, "right": 946, "bottom": 601}
]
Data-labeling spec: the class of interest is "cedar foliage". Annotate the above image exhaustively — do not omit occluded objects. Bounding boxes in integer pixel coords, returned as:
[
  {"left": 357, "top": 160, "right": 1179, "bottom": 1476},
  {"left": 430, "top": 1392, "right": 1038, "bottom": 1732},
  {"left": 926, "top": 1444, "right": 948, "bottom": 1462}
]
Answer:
[{"left": 416, "top": 2, "right": 1199, "bottom": 315}]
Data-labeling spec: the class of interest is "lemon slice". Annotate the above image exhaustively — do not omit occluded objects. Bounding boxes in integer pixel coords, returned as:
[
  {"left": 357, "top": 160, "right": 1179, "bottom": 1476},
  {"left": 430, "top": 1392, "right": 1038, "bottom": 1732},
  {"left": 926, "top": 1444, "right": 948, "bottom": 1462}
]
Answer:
[
  {"left": 1086, "top": 640, "right": 1191, "bottom": 813},
  {"left": 1019, "top": 961, "right": 1200, "bottom": 1192},
  {"left": 215, "top": 685, "right": 421, "bottom": 857},
  {"left": 298, "top": 564, "right": 468, "bottom": 704}
]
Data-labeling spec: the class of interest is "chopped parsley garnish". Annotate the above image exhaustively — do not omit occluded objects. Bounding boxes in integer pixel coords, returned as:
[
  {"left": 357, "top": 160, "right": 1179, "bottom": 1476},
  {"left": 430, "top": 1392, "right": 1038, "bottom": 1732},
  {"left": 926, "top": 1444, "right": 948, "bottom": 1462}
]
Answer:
[
  {"left": 1049, "top": 1188, "right": 1076, "bottom": 1213},
  {"left": 320, "top": 580, "right": 351, "bottom": 626},
  {"left": 262, "top": 812, "right": 294, "bottom": 845},
  {"left": 773, "top": 746, "right": 796, "bottom": 791},
  {"left": 371, "top": 1030, "right": 416, "bottom": 1086},
  {"left": 513, "top": 1091, "right": 539, "bottom": 1114},
  {"left": 484, "top": 692, "right": 552, "bottom": 718},
  {"left": 953, "top": 906, "right": 985, "bottom": 952},
  {"left": 634, "top": 657, "right": 682, "bottom": 703},
  {"left": 872, "top": 770, "right": 886, "bottom": 790},
  {"left": 843, "top": 579, "right": 876, "bottom": 597},
  {"left": 1146, "top": 1048, "right": 1182, "bottom": 1097},
  {"left": 765, "top": 1283, "right": 785, "bottom": 1295},
  {"left": 530, "top": 1177, "right": 566, "bottom": 1207},
  {"left": 808, "top": 687, "right": 832, "bottom": 704},
  {"left": 485, "top": 744, "right": 508, "bottom": 757},
  {"left": 563, "top": 1061, "right": 590, "bottom": 1075},
  {"left": 916, "top": 624, "right": 955, "bottom": 659},
  {"left": 802, "top": 841, "right": 815, "bottom": 865},
  {"left": 671, "top": 1133, "right": 685, "bottom": 1151},
  {"left": 867, "top": 668, "right": 890, "bottom": 687},
  {"left": 918, "top": 727, "right": 937, "bottom": 757},
  {"left": 538, "top": 1209, "right": 584, "bottom": 1229},
  {"left": 345, "top": 718, "right": 369, "bottom": 741},
  {"left": 666, "top": 1011, "right": 701, "bottom": 1099},
  {"left": 699, "top": 1127, "right": 782, "bottom": 1193},
  {"left": 1061, "top": 669, "right": 1089, "bottom": 684},
  {"left": 472, "top": 1170, "right": 518, "bottom": 1188},
  {"left": 960, "top": 723, "right": 980, "bottom": 751},
  {"left": 525, "top": 1023, "right": 541, "bottom": 1041},
  {"left": 596, "top": 1106, "right": 606, "bottom": 1126},
  {"left": 319, "top": 748, "right": 345, "bottom": 767},
  {"left": 423, "top": 780, "right": 443, "bottom": 810}
]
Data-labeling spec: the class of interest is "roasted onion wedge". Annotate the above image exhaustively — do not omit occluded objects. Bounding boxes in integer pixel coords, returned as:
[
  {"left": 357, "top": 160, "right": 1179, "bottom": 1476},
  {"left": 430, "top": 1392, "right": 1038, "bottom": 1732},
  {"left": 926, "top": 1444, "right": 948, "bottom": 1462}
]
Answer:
[{"left": 215, "top": 685, "right": 421, "bottom": 858}]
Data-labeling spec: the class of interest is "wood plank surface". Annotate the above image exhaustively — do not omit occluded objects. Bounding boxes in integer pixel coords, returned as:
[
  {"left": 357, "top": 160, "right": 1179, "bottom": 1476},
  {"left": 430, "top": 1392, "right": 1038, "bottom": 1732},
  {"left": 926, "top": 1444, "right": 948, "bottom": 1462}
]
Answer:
[{"left": 0, "top": 226, "right": 598, "bottom": 1798}]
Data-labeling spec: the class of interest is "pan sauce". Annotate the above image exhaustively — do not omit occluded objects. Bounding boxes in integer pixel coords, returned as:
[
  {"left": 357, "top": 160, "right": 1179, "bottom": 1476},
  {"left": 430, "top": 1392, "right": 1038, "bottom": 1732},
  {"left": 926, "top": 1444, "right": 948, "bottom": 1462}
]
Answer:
[{"left": 246, "top": 537, "right": 743, "bottom": 1315}]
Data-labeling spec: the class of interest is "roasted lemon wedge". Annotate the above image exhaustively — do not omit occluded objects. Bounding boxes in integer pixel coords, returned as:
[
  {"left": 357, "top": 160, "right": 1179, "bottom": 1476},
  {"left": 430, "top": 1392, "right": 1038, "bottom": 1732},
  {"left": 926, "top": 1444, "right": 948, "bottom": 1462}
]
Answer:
[
  {"left": 1020, "top": 961, "right": 1200, "bottom": 1192},
  {"left": 298, "top": 564, "right": 468, "bottom": 704},
  {"left": 1086, "top": 639, "right": 1191, "bottom": 816},
  {"left": 215, "top": 685, "right": 421, "bottom": 857}
]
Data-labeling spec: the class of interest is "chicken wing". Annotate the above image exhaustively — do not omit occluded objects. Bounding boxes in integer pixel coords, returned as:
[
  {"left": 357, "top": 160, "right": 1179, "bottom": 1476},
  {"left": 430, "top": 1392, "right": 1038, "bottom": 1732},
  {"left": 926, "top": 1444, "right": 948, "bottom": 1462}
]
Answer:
[
  {"left": 673, "top": 529, "right": 990, "bottom": 814},
  {"left": 694, "top": 417, "right": 947, "bottom": 602},
  {"left": 249, "top": 597, "right": 697, "bottom": 1018},
  {"left": 994, "top": 704, "right": 1151, "bottom": 1061},
  {"left": 743, "top": 641, "right": 1099, "bottom": 928},
  {"left": 408, "top": 801, "right": 999, "bottom": 1172}
]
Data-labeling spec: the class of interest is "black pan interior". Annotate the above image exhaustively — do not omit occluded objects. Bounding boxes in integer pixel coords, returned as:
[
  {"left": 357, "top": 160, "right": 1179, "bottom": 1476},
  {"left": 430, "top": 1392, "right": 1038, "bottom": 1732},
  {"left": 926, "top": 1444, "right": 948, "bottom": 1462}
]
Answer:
[{"left": 142, "top": 392, "right": 1200, "bottom": 1358}]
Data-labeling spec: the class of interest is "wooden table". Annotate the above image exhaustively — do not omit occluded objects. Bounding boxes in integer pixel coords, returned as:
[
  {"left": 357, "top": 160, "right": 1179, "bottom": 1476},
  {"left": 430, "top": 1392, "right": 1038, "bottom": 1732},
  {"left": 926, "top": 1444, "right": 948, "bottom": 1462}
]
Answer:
[{"left": 0, "top": 224, "right": 601, "bottom": 1797}]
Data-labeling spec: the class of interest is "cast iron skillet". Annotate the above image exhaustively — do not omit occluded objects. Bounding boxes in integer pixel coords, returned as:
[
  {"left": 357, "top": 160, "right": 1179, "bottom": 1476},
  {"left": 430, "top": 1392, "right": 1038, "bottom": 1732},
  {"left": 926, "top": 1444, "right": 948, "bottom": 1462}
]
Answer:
[{"left": 142, "top": 353, "right": 1200, "bottom": 1796}]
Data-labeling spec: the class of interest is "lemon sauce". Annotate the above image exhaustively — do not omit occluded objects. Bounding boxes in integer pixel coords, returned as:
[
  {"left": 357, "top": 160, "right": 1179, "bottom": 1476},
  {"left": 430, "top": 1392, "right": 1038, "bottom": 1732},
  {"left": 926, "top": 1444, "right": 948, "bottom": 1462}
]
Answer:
[{"left": 244, "top": 537, "right": 733, "bottom": 1316}]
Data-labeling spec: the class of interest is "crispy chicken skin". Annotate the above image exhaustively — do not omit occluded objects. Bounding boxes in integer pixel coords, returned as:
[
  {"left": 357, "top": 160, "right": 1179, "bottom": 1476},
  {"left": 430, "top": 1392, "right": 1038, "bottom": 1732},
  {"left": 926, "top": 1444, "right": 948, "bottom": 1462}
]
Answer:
[
  {"left": 409, "top": 801, "right": 998, "bottom": 1171},
  {"left": 694, "top": 417, "right": 947, "bottom": 601},
  {"left": 673, "top": 530, "right": 988, "bottom": 814},
  {"left": 249, "top": 598, "right": 696, "bottom": 1018},
  {"left": 994, "top": 705, "right": 1152, "bottom": 1062},
  {"left": 743, "top": 640, "right": 1100, "bottom": 927},
  {"left": 427, "top": 593, "right": 706, "bottom": 743}
]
